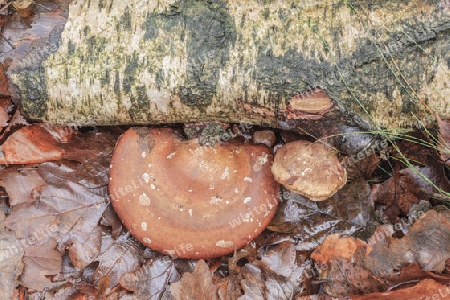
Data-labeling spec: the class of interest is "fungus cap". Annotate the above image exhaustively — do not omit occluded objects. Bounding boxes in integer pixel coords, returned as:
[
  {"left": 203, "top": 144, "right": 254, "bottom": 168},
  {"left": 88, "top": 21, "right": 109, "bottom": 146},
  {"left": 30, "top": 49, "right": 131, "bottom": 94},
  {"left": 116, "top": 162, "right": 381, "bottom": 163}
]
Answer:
[
  {"left": 109, "top": 127, "right": 279, "bottom": 259},
  {"left": 271, "top": 140, "right": 347, "bottom": 201}
]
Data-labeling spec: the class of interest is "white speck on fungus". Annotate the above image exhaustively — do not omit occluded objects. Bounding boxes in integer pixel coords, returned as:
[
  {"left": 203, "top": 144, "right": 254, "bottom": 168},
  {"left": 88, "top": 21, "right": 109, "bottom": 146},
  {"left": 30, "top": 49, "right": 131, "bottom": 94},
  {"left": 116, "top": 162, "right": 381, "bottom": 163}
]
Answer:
[
  {"left": 210, "top": 196, "right": 222, "bottom": 204},
  {"left": 141, "top": 222, "right": 148, "bottom": 231},
  {"left": 139, "top": 193, "right": 151, "bottom": 206},
  {"left": 216, "top": 240, "right": 234, "bottom": 248}
]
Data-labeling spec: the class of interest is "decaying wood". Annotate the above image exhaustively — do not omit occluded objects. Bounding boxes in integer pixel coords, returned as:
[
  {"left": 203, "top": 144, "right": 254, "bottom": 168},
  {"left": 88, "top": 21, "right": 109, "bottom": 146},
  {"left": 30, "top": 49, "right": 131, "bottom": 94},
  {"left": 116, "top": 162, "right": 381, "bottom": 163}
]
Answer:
[{"left": 5, "top": 0, "right": 450, "bottom": 130}]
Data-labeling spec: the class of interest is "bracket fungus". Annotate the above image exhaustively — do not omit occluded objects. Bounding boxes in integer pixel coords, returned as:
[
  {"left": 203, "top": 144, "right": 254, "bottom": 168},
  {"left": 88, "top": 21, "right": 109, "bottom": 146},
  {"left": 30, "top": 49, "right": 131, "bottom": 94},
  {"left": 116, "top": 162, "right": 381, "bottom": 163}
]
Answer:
[
  {"left": 109, "top": 127, "right": 279, "bottom": 259},
  {"left": 271, "top": 140, "right": 347, "bottom": 201},
  {"left": 286, "top": 88, "right": 335, "bottom": 120}
]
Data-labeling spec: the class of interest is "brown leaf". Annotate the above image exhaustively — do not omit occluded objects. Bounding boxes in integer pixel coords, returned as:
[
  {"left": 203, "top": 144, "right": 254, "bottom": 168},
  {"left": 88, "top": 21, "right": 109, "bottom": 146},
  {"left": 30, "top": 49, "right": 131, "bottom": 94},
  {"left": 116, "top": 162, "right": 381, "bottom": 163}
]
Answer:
[
  {"left": 267, "top": 186, "right": 364, "bottom": 250},
  {"left": 385, "top": 263, "right": 450, "bottom": 288},
  {"left": 0, "top": 109, "right": 29, "bottom": 142},
  {"left": 311, "top": 210, "right": 450, "bottom": 297},
  {"left": 364, "top": 210, "right": 450, "bottom": 274},
  {"left": 342, "top": 152, "right": 381, "bottom": 180},
  {"left": 100, "top": 205, "right": 123, "bottom": 239},
  {"left": 0, "top": 124, "right": 64, "bottom": 164},
  {"left": 0, "top": 210, "right": 24, "bottom": 300},
  {"left": 350, "top": 279, "right": 450, "bottom": 300},
  {"left": 311, "top": 234, "right": 385, "bottom": 297},
  {"left": 93, "top": 234, "right": 144, "bottom": 289},
  {"left": 239, "top": 264, "right": 265, "bottom": 299},
  {"left": 260, "top": 241, "right": 296, "bottom": 278},
  {"left": 20, "top": 238, "right": 62, "bottom": 291},
  {"left": 120, "top": 256, "right": 178, "bottom": 299},
  {"left": 170, "top": 260, "right": 218, "bottom": 300},
  {"left": 4, "top": 161, "right": 109, "bottom": 273},
  {"left": 371, "top": 167, "right": 430, "bottom": 219},
  {"left": 257, "top": 241, "right": 313, "bottom": 298},
  {"left": 0, "top": 98, "right": 10, "bottom": 128},
  {"left": 437, "top": 115, "right": 450, "bottom": 165},
  {"left": 1, "top": 168, "right": 46, "bottom": 205}
]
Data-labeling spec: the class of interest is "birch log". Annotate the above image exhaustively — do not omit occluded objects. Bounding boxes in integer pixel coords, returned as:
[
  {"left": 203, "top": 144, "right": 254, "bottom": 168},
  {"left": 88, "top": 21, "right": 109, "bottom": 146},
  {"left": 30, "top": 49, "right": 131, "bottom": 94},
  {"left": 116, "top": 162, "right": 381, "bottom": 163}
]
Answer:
[{"left": 6, "top": 0, "right": 450, "bottom": 130}]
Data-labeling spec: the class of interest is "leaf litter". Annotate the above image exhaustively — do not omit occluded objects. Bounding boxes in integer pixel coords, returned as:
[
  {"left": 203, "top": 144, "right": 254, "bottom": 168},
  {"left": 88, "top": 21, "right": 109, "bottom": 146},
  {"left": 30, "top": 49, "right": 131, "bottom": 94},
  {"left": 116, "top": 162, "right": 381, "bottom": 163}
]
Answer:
[{"left": 0, "top": 119, "right": 449, "bottom": 299}]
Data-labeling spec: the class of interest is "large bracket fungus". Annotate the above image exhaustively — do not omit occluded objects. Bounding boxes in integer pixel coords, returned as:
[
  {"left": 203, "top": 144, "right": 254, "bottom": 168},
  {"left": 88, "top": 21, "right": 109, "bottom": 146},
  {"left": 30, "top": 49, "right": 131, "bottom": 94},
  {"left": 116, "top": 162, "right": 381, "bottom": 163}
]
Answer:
[
  {"left": 109, "top": 127, "right": 279, "bottom": 259},
  {"left": 271, "top": 140, "right": 347, "bottom": 201}
]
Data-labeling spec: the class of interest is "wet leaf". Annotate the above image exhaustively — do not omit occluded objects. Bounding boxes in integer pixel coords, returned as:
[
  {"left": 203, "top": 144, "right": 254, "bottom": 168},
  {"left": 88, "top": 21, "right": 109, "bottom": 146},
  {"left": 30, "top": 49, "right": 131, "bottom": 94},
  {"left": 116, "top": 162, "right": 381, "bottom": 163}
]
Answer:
[
  {"left": 4, "top": 161, "right": 109, "bottom": 272},
  {"left": 120, "top": 256, "right": 178, "bottom": 299},
  {"left": 93, "top": 234, "right": 144, "bottom": 289},
  {"left": 1, "top": 168, "right": 45, "bottom": 205},
  {"left": 239, "top": 264, "right": 265, "bottom": 299},
  {"left": 350, "top": 279, "right": 450, "bottom": 300},
  {"left": 0, "top": 98, "right": 10, "bottom": 128},
  {"left": 0, "top": 124, "right": 64, "bottom": 164},
  {"left": 364, "top": 209, "right": 450, "bottom": 274},
  {"left": 20, "top": 238, "right": 62, "bottom": 291},
  {"left": 0, "top": 210, "right": 24, "bottom": 300},
  {"left": 437, "top": 115, "right": 450, "bottom": 165},
  {"left": 170, "top": 259, "right": 218, "bottom": 300},
  {"left": 267, "top": 188, "right": 362, "bottom": 251},
  {"left": 260, "top": 241, "right": 296, "bottom": 278},
  {"left": 311, "top": 210, "right": 450, "bottom": 297},
  {"left": 311, "top": 234, "right": 384, "bottom": 297},
  {"left": 371, "top": 167, "right": 430, "bottom": 219},
  {"left": 258, "top": 241, "right": 313, "bottom": 298},
  {"left": 342, "top": 152, "right": 381, "bottom": 180}
]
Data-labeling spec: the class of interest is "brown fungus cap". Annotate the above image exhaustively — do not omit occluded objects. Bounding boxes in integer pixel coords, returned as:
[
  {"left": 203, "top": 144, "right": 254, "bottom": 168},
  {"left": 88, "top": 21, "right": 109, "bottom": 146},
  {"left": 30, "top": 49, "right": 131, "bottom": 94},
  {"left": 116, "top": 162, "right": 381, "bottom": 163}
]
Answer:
[
  {"left": 109, "top": 127, "right": 279, "bottom": 259},
  {"left": 271, "top": 140, "right": 347, "bottom": 201}
]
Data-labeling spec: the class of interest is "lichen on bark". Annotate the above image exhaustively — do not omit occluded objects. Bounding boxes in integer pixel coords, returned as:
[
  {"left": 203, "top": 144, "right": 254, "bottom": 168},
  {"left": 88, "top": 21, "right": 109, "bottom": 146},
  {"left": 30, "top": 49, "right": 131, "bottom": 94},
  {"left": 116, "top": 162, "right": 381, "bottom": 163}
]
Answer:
[{"left": 7, "top": 0, "right": 450, "bottom": 130}]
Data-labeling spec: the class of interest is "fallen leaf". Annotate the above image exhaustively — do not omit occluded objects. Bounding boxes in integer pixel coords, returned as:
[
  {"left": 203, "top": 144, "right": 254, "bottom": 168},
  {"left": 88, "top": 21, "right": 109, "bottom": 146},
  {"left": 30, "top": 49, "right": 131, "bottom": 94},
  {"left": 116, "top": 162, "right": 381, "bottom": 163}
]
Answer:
[
  {"left": 267, "top": 187, "right": 362, "bottom": 251},
  {"left": 0, "top": 98, "right": 10, "bottom": 128},
  {"left": 170, "top": 260, "right": 218, "bottom": 300},
  {"left": 371, "top": 167, "right": 430, "bottom": 219},
  {"left": 0, "top": 210, "right": 24, "bottom": 300},
  {"left": 260, "top": 241, "right": 296, "bottom": 278},
  {"left": 1, "top": 168, "right": 45, "bottom": 205},
  {"left": 342, "top": 152, "right": 381, "bottom": 180},
  {"left": 12, "top": 0, "right": 33, "bottom": 10},
  {"left": 0, "top": 109, "right": 29, "bottom": 142},
  {"left": 437, "top": 115, "right": 450, "bottom": 165},
  {"left": 350, "top": 279, "right": 450, "bottom": 300},
  {"left": 93, "top": 234, "right": 144, "bottom": 289},
  {"left": 0, "top": 124, "right": 64, "bottom": 164},
  {"left": 20, "top": 238, "right": 62, "bottom": 291},
  {"left": 311, "top": 210, "right": 450, "bottom": 297},
  {"left": 239, "top": 264, "right": 265, "bottom": 300},
  {"left": 4, "top": 160, "right": 109, "bottom": 274},
  {"left": 0, "top": 63, "right": 9, "bottom": 97},
  {"left": 120, "top": 256, "right": 179, "bottom": 299},
  {"left": 364, "top": 210, "right": 450, "bottom": 274}
]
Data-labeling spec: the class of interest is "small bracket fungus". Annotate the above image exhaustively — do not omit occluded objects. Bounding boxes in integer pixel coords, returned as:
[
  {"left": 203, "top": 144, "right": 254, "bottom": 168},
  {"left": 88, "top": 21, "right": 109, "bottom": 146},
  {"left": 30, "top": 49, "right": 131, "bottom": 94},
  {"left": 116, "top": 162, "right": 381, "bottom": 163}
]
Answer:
[
  {"left": 286, "top": 88, "right": 335, "bottom": 120},
  {"left": 109, "top": 128, "right": 279, "bottom": 259},
  {"left": 271, "top": 140, "right": 347, "bottom": 201}
]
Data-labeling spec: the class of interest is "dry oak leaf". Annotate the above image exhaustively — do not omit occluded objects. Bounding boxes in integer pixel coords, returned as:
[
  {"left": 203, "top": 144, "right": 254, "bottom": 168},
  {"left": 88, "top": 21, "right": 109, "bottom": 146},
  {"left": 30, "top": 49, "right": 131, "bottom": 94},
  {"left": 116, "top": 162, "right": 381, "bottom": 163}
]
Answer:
[{"left": 170, "top": 260, "right": 218, "bottom": 300}]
